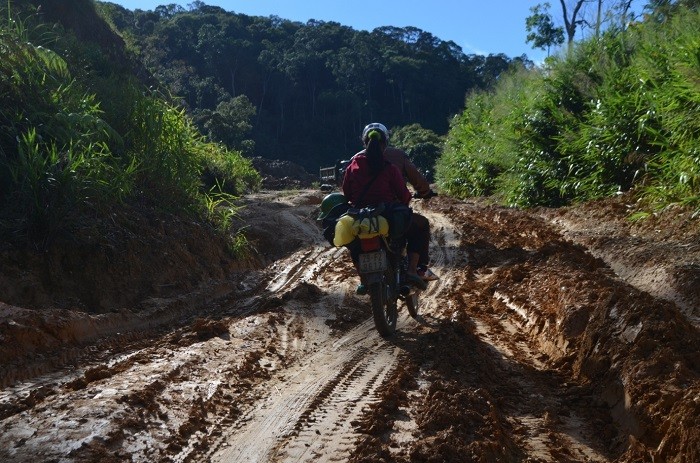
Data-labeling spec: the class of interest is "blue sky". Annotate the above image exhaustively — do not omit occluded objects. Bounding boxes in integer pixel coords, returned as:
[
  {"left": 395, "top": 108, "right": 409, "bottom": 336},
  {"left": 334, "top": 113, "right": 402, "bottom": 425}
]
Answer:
[{"left": 107, "top": 1, "right": 648, "bottom": 64}]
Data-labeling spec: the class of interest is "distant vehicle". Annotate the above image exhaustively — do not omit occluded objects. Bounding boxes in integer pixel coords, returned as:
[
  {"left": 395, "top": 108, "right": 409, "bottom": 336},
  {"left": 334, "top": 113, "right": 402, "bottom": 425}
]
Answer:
[{"left": 319, "top": 159, "right": 350, "bottom": 192}]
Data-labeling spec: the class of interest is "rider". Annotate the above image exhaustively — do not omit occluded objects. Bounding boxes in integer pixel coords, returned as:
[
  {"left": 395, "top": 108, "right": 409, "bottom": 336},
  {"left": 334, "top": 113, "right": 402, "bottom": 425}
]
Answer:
[
  {"left": 342, "top": 124, "right": 432, "bottom": 290},
  {"left": 349, "top": 123, "right": 439, "bottom": 282}
]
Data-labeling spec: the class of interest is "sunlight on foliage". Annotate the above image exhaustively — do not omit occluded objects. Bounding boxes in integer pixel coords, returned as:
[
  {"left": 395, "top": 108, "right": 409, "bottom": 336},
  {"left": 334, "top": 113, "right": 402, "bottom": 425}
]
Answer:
[
  {"left": 0, "top": 13, "right": 129, "bottom": 244},
  {"left": 198, "top": 142, "right": 261, "bottom": 196},
  {"left": 0, "top": 4, "right": 261, "bottom": 252},
  {"left": 203, "top": 185, "right": 249, "bottom": 258},
  {"left": 438, "top": 5, "right": 700, "bottom": 214},
  {"left": 436, "top": 65, "right": 544, "bottom": 202}
]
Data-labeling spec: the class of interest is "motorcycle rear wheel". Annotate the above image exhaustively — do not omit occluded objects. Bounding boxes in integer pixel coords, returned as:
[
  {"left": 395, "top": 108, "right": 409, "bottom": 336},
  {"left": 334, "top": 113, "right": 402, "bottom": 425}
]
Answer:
[{"left": 369, "top": 273, "right": 397, "bottom": 337}]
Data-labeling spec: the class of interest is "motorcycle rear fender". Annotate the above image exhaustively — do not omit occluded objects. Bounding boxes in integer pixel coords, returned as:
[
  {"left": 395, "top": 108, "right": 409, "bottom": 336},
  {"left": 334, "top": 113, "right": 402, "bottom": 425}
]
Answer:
[{"left": 360, "top": 272, "right": 382, "bottom": 285}]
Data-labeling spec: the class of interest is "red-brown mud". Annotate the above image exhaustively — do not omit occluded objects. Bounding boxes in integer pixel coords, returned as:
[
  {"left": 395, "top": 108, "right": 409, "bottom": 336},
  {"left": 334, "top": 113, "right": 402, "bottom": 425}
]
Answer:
[{"left": 0, "top": 190, "right": 698, "bottom": 462}]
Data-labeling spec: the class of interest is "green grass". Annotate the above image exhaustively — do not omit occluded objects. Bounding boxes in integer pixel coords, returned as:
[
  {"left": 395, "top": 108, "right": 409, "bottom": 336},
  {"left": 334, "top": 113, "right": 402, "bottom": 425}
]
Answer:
[
  {"left": 437, "top": 5, "right": 700, "bottom": 215},
  {"left": 0, "top": 5, "right": 261, "bottom": 249}
]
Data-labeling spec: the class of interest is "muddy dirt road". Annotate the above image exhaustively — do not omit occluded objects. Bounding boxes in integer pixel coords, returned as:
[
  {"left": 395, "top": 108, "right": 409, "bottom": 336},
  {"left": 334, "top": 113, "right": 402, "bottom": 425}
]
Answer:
[{"left": 0, "top": 190, "right": 698, "bottom": 462}]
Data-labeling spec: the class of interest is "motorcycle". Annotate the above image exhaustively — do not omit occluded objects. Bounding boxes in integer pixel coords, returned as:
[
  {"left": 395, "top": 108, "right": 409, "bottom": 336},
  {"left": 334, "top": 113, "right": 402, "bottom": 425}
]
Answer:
[{"left": 343, "top": 204, "right": 421, "bottom": 337}]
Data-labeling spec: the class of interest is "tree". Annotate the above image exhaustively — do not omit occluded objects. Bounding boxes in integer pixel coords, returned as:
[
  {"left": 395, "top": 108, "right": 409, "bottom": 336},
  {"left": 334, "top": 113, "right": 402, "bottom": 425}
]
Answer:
[
  {"left": 646, "top": 0, "right": 700, "bottom": 22},
  {"left": 526, "top": 3, "right": 565, "bottom": 55},
  {"left": 199, "top": 95, "right": 256, "bottom": 153},
  {"left": 589, "top": 1, "right": 637, "bottom": 38},
  {"left": 557, "top": 0, "right": 588, "bottom": 45},
  {"left": 549, "top": 1, "right": 639, "bottom": 46},
  {"left": 528, "top": 1, "right": 607, "bottom": 49},
  {"left": 102, "top": 3, "right": 521, "bottom": 170},
  {"left": 154, "top": 4, "right": 185, "bottom": 19},
  {"left": 391, "top": 124, "right": 444, "bottom": 180}
]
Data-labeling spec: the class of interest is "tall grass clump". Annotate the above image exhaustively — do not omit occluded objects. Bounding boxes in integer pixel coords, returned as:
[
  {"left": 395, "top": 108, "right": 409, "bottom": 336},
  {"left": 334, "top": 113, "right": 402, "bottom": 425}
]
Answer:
[
  {"left": 505, "top": 58, "right": 587, "bottom": 207},
  {"left": 632, "top": 8, "right": 700, "bottom": 213},
  {"left": 198, "top": 142, "right": 261, "bottom": 197},
  {"left": 125, "top": 91, "right": 261, "bottom": 226},
  {"left": 0, "top": 15, "right": 129, "bottom": 245},
  {"left": 438, "top": 5, "right": 700, "bottom": 213},
  {"left": 126, "top": 95, "right": 203, "bottom": 209},
  {"left": 435, "top": 65, "right": 545, "bottom": 201}
]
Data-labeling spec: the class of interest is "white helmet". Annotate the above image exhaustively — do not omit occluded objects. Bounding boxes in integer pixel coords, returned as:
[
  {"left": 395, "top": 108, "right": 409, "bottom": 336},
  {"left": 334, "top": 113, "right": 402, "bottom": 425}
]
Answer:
[{"left": 361, "top": 123, "right": 389, "bottom": 144}]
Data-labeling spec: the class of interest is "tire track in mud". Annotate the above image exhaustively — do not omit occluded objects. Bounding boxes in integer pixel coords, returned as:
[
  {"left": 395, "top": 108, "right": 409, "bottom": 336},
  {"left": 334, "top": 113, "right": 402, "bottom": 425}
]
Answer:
[
  {"left": 468, "top": 304, "right": 611, "bottom": 462},
  {"left": 344, "top": 203, "right": 619, "bottom": 462},
  {"left": 410, "top": 200, "right": 466, "bottom": 312},
  {"left": 415, "top": 200, "right": 698, "bottom": 462},
  {"left": 549, "top": 215, "right": 700, "bottom": 328},
  {"left": 265, "top": 246, "right": 344, "bottom": 294},
  {"left": 201, "top": 204, "right": 463, "bottom": 462},
  {"left": 161, "top": 237, "right": 395, "bottom": 462},
  {"left": 448, "top": 204, "right": 617, "bottom": 461},
  {"left": 208, "top": 320, "right": 399, "bottom": 463}
]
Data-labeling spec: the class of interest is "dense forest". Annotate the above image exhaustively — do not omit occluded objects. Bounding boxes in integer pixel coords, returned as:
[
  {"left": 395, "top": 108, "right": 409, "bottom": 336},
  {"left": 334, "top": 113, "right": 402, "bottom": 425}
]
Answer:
[
  {"left": 96, "top": 1, "right": 529, "bottom": 171},
  {"left": 2, "top": 0, "right": 699, "bottom": 252}
]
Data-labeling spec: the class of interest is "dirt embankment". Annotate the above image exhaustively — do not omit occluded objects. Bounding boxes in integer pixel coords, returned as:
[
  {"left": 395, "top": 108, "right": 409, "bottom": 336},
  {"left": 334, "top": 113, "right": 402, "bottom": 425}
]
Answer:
[{"left": 0, "top": 190, "right": 698, "bottom": 463}]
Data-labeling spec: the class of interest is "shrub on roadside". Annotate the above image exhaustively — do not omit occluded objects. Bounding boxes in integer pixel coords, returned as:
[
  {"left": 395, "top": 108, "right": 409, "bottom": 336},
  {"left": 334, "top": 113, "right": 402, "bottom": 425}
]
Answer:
[
  {"left": 0, "top": 8, "right": 260, "bottom": 248},
  {"left": 437, "top": 6, "right": 700, "bottom": 214}
]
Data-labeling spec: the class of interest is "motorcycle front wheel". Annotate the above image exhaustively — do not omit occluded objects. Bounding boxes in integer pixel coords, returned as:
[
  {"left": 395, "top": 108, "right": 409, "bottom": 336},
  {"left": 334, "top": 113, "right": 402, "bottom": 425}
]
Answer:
[{"left": 369, "top": 271, "right": 397, "bottom": 337}]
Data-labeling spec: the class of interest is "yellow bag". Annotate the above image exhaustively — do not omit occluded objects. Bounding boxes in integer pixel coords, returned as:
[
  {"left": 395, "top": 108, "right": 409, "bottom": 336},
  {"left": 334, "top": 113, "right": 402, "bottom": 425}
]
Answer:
[
  {"left": 333, "top": 214, "right": 389, "bottom": 246},
  {"left": 357, "top": 215, "right": 389, "bottom": 239},
  {"left": 333, "top": 214, "right": 358, "bottom": 247}
]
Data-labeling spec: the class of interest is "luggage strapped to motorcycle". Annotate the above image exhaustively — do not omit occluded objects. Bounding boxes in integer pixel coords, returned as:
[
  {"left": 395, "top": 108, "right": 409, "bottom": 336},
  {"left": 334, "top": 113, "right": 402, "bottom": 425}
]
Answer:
[
  {"left": 347, "top": 204, "right": 388, "bottom": 240},
  {"left": 347, "top": 203, "right": 385, "bottom": 219},
  {"left": 320, "top": 167, "right": 382, "bottom": 246}
]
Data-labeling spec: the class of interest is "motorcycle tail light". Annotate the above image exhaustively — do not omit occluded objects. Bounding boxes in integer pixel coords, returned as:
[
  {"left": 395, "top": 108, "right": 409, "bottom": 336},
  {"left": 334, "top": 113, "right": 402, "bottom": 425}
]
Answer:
[{"left": 360, "top": 236, "right": 381, "bottom": 251}]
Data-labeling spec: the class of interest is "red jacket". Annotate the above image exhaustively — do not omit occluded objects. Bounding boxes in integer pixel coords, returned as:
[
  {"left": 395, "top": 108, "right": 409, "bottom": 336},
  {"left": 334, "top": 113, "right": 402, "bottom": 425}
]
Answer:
[
  {"left": 349, "top": 147, "right": 431, "bottom": 197},
  {"left": 342, "top": 154, "right": 411, "bottom": 207}
]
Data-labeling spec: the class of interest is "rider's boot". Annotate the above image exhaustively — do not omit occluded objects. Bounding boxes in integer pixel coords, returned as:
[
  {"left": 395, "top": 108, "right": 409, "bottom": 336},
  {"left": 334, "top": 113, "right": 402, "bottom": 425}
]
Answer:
[
  {"left": 405, "top": 252, "right": 428, "bottom": 290},
  {"left": 418, "top": 264, "right": 439, "bottom": 281}
]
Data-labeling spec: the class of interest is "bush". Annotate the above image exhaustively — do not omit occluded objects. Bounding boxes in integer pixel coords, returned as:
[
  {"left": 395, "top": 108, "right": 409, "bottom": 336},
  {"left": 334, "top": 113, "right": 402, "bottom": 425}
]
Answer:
[
  {"left": 0, "top": 7, "right": 261, "bottom": 248},
  {"left": 391, "top": 123, "right": 444, "bottom": 181},
  {"left": 632, "top": 8, "right": 700, "bottom": 212},
  {"left": 199, "top": 142, "right": 261, "bottom": 196},
  {"left": 436, "top": 65, "right": 543, "bottom": 201},
  {"left": 0, "top": 22, "right": 129, "bottom": 244},
  {"left": 437, "top": 6, "right": 700, "bottom": 213}
]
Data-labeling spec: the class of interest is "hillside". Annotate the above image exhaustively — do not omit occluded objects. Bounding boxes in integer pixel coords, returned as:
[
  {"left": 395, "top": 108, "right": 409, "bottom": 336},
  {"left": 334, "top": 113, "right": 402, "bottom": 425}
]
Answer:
[{"left": 97, "top": 1, "right": 529, "bottom": 170}]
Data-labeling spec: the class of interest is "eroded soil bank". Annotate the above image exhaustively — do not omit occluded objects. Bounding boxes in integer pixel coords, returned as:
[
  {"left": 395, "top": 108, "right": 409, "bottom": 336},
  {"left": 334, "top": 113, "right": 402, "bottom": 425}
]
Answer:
[{"left": 0, "top": 190, "right": 698, "bottom": 462}]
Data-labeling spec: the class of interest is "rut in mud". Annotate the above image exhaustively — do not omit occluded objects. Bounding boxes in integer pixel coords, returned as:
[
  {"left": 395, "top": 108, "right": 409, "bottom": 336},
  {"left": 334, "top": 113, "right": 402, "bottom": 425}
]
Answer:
[{"left": 0, "top": 190, "right": 698, "bottom": 462}]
